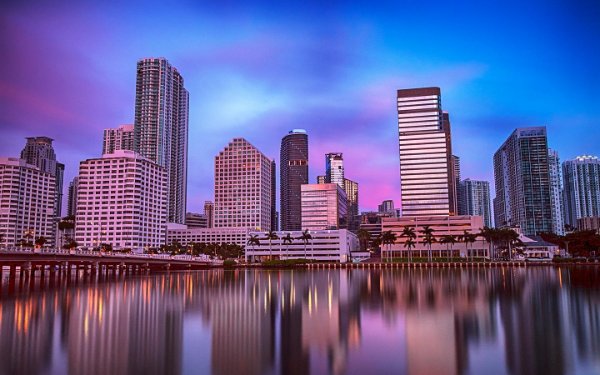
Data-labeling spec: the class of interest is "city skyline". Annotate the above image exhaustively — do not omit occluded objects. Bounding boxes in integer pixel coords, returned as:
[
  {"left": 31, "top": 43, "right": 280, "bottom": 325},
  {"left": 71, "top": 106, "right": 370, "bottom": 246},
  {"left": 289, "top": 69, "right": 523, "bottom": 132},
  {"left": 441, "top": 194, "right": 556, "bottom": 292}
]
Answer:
[{"left": 1, "top": 1, "right": 599, "bottom": 212}]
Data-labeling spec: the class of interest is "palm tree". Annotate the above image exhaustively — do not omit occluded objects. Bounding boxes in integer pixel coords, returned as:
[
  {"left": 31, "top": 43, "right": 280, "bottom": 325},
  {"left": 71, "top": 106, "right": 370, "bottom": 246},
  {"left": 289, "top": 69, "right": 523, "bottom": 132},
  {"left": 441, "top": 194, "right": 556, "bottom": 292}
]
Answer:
[
  {"left": 439, "top": 235, "right": 456, "bottom": 262},
  {"left": 400, "top": 226, "right": 417, "bottom": 263},
  {"left": 356, "top": 228, "right": 371, "bottom": 252},
  {"left": 462, "top": 230, "right": 477, "bottom": 261},
  {"left": 478, "top": 226, "right": 494, "bottom": 260},
  {"left": 420, "top": 225, "right": 436, "bottom": 262},
  {"left": 265, "top": 230, "right": 279, "bottom": 260},
  {"left": 381, "top": 230, "right": 397, "bottom": 262},
  {"left": 298, "top": 229, "right": 312, "bottom": 259},
  {"left": 35, "top": 236, "right": 47, "bottom": 249},
  {"left": 282, "top": 233, "right": 293, "bottom": 259},
  {"left": 404, "top": 238, "right": 416, "bottom": 262},
  {"left": 371, "top": 235, "right": 382, "bottom": 258},
  {"left": 247, "top": 235, "right": 260, "bottom": 262}
]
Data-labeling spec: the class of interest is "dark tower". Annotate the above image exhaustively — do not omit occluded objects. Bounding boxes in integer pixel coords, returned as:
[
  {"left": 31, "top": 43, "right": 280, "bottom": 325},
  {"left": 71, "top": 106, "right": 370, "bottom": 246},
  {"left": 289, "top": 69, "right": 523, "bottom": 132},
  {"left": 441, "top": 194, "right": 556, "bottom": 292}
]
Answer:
[{"left": 280, "top": 130, "right": 309, "bottom": 231}]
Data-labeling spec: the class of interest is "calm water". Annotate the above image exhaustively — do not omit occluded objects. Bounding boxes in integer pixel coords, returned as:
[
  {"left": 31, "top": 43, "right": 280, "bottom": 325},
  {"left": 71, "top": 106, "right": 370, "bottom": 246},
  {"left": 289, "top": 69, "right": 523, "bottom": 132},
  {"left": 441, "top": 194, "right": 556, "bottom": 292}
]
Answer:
[{"left": 1, "top": 267, "right": 599, "bottom": 375}]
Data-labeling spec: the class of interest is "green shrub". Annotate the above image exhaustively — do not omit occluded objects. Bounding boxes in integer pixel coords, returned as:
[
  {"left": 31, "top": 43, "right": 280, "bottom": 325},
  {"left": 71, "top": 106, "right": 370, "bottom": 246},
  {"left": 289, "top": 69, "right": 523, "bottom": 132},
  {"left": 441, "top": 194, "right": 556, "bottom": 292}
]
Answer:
[{"left": 223, "top": 259, "right": 237, "bottom": 267}]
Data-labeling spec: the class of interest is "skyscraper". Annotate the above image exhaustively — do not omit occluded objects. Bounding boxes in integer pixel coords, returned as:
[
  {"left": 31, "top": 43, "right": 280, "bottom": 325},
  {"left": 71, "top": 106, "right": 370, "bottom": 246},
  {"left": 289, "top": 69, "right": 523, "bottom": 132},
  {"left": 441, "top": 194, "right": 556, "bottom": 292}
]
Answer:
[
  {"left": 493, "top": 127, "right": 552, "bottom": 235},
  {"left": 75, "top": 150, "right": 167, "bottom": 250},
  {"left": 325, "top": 153, "right": 344, "bottom": 187},
  {"left": 452, "top": 155, "right": 464, "bottom": 215},
  {"left": 103, "top": 124, "right": 134, "bottom": 155},
  {"left": 378, "top": 200, "right": 395, "bottom": 214},
  {"left": 271, "top": 160, "right": 278, "bottom": 231},
  {"left": 67, "top": 176, "right": 79, "bottom": 217},
  {"left": 343, "top": 178, "right": 359, "bottom": 231},
  {"left": 134, "top": 57, "right": 189, "bottom": 224},
  {"left": 214, "top": 138, "right": 272, "bottom": 231},
  {"left": 461, "top": 179, "right": 492, "bottom": 228},
  {"left": 280, "top": 130, "right": 309, "bottom": 231},
  {"left": 562, "top": 155, "right": 600, "bottom": 226},
  {"left": 0, "top": 157, "right": 56, "bottom": 247},
  {"left": 204, "top": 201, "right": 214, "bottom": 228},
  {"left": 20, "top": 136, "right": 64, "bottom": 218},
  {"left": 548, "top": 149, "right": 565, "bottom": 235},
  {"left": 301, "top": 183, "right": 347, "bottom": 230},
  {"left": 397, "top": 88, "right": 456, "bottom": 217}
]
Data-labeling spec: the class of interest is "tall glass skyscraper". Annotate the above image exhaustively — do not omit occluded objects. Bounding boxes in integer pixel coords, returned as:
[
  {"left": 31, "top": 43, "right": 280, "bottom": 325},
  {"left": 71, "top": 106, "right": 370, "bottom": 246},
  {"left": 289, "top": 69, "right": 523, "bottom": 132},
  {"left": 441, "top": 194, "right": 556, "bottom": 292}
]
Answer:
[
  {"left": 548, "top": 149, "right": 565, "bottom": 234},
  {"left": 134, "top": 57, "right": 189, "bottom": 224},
  {"left": 325, "top": 153, "right": 345, "bottom": 188},
  {"left": 20, "top": 136, "right": 64, "bottom": 218},
  {"left": 280, "top": 130, "right": 308, "bottom": 231},
  {"left": 396, "top": 87, "right": 456, "bottom": 217},
  {"left": 563, "top": 155, "right": 600, "bottom": 226},
  {"left": 493, "top": 127, "right": 552, "bottom": 235}
]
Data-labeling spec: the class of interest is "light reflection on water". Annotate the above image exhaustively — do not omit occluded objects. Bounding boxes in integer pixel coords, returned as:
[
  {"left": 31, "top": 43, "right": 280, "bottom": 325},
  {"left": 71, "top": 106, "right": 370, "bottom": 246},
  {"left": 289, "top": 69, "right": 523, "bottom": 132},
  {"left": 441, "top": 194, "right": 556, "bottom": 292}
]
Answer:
[{"left": 0, "top": 267, "right": 599, "bottom": 375}]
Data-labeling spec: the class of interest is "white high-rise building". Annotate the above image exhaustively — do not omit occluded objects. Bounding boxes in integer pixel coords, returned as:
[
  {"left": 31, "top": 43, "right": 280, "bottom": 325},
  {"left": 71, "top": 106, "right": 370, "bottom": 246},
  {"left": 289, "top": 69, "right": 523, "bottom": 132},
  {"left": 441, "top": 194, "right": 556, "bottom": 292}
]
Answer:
[
  {"left": 214, "top": 138, "right": 273, "bottom": 231},
  {"left": 75, "top": 150, "right": 167, "bottom": 251},
  {"left": 461, "top": 179, "right": 492, "bottom": 228},
  {"left": 134, "top": 57, "right": 189, "bottom": 224},
  {"left": 563, "top": 155, "right": 600, "bottom": 227},
  {"left": 397, "top": 88, "right": 456, "bottom": 216},
  {"left": 548, "top": 149, "right": 565, "bottom": 234},
  {"left": 325, "top": 153, "right": 344, "bottom": 188},
  {"left": 301, "top": 183, "right": 348, "bottom": 231},
  {"left": 0, "top": 157, "right": 56, "bottom": 247},
  {"left": 102, "top": 124, "right": 135, "bottom": 155}
]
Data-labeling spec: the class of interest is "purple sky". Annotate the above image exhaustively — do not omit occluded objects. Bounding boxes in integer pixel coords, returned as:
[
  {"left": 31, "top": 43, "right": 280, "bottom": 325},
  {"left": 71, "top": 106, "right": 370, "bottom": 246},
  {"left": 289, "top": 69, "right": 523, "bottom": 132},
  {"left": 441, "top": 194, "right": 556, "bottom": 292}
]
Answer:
[{"left": 1, "top": 0, "right": 599, "bottom": 214}]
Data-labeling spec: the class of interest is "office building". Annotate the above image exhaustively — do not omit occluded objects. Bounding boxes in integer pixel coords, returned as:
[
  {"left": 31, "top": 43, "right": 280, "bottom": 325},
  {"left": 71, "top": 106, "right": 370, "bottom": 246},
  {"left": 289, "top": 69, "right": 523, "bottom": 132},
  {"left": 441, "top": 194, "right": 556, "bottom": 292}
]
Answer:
[
  {"left": 214, "top": 138, "right": 273, "bottom": 231},
  {"left": 75, "top": 150, "right": 167, "bottom": 250},
  {"left": 461, "top": 179, "right": 492, "bottom": 228},
  {"left": 134, "top": 57, "right": 189, "bottom": 224},
  {"left": 204, "top": 201, "right": 214, "bottom": 228},
  {"left": 67, "top": 176, "right": 79, "bottom": 217},
  {"left": 0, "top": 157, "right": 56, "bottom": 247},
  {"left": 577, "top": 216, "right": 600, "bottom": 233},
  {"left": 102, "top": 124, "right": 134, "bottom": 155},
  {"left": 301, "top": 183, "right": 347, "bottom": 231},
  {"left": 378, "top": 200, "right": 395, "bottom": 215},
  {"left": 185, "top": 212, "right": 208, "bottom": 228},
  {"left": 325, "top": 153, "right": 344, "bottom": 187},
  {"left": 563, "top": 155, "right": 600, "bottom": 226},
  {"left": 166, "top": 226, "right": 248, "bottom": 248},
  {"left": 493, "top": 127, "right": 552, "bottom": 235},
  {"left": 271, "top": 160, "right": 278, "bottom": 231},
  {"left": 453, "top": 155, "right": 465, "bottom": 215},
  {"left": 344, "top": 178, "right": 359, "bottom": 231},
  {"left": 548, "top": 149, "right": 565, "bottom": 234},
  {"left": 280, "top": 129, "right": 309, "bottom": 231},
  {"left": 397, "top": 88, "right": 456, "bottom": 216},
  {"left": 20, "top": 136, "right": 64, "bottom": 218}
]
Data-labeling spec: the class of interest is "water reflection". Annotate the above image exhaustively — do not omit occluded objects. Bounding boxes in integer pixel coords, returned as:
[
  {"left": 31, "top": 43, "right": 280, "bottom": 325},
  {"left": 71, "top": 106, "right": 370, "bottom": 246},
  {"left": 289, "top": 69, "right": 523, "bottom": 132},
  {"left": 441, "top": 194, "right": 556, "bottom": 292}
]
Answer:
[{"left": 0, "top": 267, "right": 599, "bottom": 375}]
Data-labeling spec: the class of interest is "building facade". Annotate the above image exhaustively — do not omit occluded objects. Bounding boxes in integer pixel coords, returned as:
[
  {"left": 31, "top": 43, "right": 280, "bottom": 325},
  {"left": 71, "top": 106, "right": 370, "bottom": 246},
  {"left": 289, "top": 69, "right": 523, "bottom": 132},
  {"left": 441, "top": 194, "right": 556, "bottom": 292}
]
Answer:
[
  {"left": 301, "top": 183, "right": 347, "bottom": 231},
  {"left": 563, "top": 155, "right": 600, "bottom": 227},
  {"left": 214, "top": 138, "right": 273, "bottom": 231},
  {"left": 378, "top": 200, "right": 396, "bottom": 215},
  {"left": 343, "top": 178, "right": 359, "bottom": 231},
  {"left": 75, "top": 150, "right": 167, "bottom": 250},
  {"left": 453, "top": 155, "right": 465, "bottom": 215},
  {"left": 0, "top": 157, "right": 56, "bottom": 247},
  {"left": 325, "top": 153, "right": 344, "bottom": 187},
  {"left": 271, "top": 160, "right": 278, "bottom": 231},
  {"left": 280, "top": 129, "right": 309, "bottom": 231},
  {"left": 397, "top": 88, "right": 456, "bottom": 217},
  {"left": 493, "top": 127, "right": 552, "bottom": 235},
  {"left": 102, "top": 124, "right": 134, "bottom": 155},
  {"left": 548, "top": 149, "right": 565, "bottom": 235},
  {"left": 245, "top": 229, "right": 362, "bottom": 263},
  {"left": 204, "top": 201, "right": 214, "bottom": 228},
  {"left": 185, "top": 212, "right": 208, "bottom": 228},
  {"left": 20, "top": 136, "right": 64, "bottom": 218},
  {"left": 461, "top": 179, "right": 492, "bottom": 228},
  {"left": 67, "top": 176, "right": 79, "bottom": 217},
  {"left": 134, "top": 57, "right": 189, "bottom": 224},
  {"left": 166, "top": 226, "right": 248, "bottom": 249}
]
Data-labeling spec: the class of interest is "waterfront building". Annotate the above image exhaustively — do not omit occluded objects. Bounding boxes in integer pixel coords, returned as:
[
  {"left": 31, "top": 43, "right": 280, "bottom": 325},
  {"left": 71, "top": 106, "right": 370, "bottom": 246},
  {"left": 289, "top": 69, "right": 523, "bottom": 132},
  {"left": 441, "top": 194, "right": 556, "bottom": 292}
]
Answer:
[
  {"left": 325, "top": 153, "right": 344, "bottom": 187},
  {"left": 102, "top": 124, "right": 134, "bottom": 155},
  {"left": 397, "top": 88, "right": 456, "bottom": 216},
  {"left": 280, "top": 129, "right": 309, "bottom": 231},
  {"left": 548, "top": 149, "right": 565, "bottom": 234},
  {"left": 245, "top": 229, "right": 363, "bottom": 262},
  {"left": 134, "top": 57, "right": 189, "bottom": 224},
  {"left": 166, "top": 225, "right": 248, "bottom": 248},
  {"left": 577, "top": 216, "right": 600, "bottom": 233},
  {"left": 185, "top": 212, "right": 208, "bottom": 228},
  {"left": 358, "top": 211, "right": 395, "bottom": 250},
  {"left": 75, "top": 150, "right": 167, "bottom": 251},
  {"left": 0, "top": 157, "right": 56, "bottom": 247},
  {"left": 381, "top": 216, "right": 487, "bottom": 258},
  {"left": 67, "top": 176, "right": 79, "bottom": 217},
  {"left": 493, "top": 127, "right": 552, "bottom": 235},
  {"left": 214, "top": 138, "right": 273, "bottom": 231},
  {"left": 344, "top": 178, "right": 359, "bottom": 231},
  {"left": 563, "top": 155, "right": 600, "bottom": 227},
  {"left": 204, "top": 201, "right": 214, "bottom": 228},
  {"left": 20, "top": 136, "right": 64, "bottom": 218},
  {"left": 461, "top": 179, "right": 492, "bottom": 228},
  {"left": 378, "top": 200, "right": 395, "bottom": 215},
  {"left": 301, "top": 183, "right": 347, "bottom": 231}
]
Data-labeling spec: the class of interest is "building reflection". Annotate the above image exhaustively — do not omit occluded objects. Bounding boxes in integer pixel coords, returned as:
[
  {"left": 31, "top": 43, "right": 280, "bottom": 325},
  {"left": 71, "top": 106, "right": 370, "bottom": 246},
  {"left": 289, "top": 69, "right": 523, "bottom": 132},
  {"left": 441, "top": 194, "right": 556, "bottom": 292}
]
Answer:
[{"left": 0, "top": 266, "right": 599, "bottom": 375}]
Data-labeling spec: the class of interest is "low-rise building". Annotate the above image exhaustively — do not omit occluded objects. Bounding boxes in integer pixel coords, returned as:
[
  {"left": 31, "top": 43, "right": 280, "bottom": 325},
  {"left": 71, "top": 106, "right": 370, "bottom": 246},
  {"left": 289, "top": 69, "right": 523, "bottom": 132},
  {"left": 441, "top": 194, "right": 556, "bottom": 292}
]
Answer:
[
  {"left": 166, "top": 225, "right": 248, "bottom": 248},
  {"left": 301, "top": 183, "right": 347, "bottom": 230},
  {"left": 245, "top": 229, "right": 365, "bottom": 263}
]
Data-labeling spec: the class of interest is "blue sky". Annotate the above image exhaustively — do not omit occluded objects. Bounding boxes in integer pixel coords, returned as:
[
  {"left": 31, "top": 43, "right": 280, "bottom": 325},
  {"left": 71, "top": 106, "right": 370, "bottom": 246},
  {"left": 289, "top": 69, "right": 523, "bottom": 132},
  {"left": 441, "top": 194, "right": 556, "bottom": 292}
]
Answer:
[{"left": 1, "top": 0, "right": 599, "bottom": 212}]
